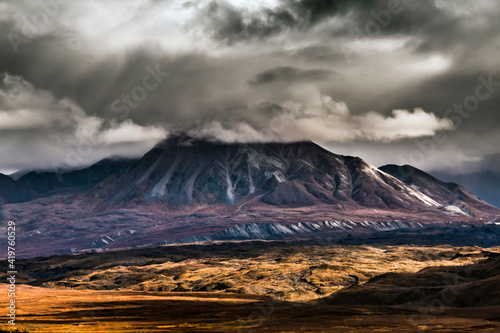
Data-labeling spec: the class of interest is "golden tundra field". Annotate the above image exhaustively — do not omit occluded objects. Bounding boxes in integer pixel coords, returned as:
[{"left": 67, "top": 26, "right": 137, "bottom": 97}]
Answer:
[{"left": 1, "top": 243, "right": 500, "bottom": 332}]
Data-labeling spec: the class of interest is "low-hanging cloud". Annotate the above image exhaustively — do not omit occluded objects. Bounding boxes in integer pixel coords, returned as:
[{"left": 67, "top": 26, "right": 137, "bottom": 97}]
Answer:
[
  {"left": 186, "top": 96, "right": 453, "bottom": 144},
  {"left": 0, "top": 74, "right": 166, "bottom": 171},
  {"left": 270, "top": 97, "right": 454, "bottom": 142}
]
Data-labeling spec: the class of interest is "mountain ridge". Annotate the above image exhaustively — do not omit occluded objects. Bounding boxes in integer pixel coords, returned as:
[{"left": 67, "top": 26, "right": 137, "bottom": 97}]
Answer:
[
  {"left": 380, "top": 164, "right": 500, "bottom": 216},
  {"left": 2, "top": 138, "right": 499, "bottom": 257}
]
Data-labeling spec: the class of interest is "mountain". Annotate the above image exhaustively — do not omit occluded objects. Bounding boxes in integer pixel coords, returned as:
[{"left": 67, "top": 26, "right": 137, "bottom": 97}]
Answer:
[
  {"left": 16, "top": 157, "right": 137, "bottom": 196},
  {"left": 87, "top": 137, "right": 498, "bottom": 217},
  {"left": 0, "top": 173, "right": 35, "bottom": 204},
  {"left": 380, "top": 164, "right": 500, "bottom": 217},
  {"left": 87, "top": 137, "right": 448, "bottom": 211},
  {"left": 432, "top": 171, "right": 500, "bottom": 209},
  {"left": 2, "top": 137, "right": 500, "bottom": 258}
]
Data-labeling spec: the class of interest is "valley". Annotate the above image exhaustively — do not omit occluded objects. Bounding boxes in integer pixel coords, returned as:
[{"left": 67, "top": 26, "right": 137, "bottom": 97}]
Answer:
[{"left": 1, "top": 242, "right": 500, "bottom": 332}]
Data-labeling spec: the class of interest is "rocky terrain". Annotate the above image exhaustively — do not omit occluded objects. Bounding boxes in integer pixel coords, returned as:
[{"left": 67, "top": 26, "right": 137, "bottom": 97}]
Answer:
[
  {"left": 323, "top": 253, "right": 500, "bottom": 308},
  {"left": 1, "top": 243, "right": 499, "bottom": 332},
  {"left": 10, "top": 242, "right": 497, "bottom": 301}
]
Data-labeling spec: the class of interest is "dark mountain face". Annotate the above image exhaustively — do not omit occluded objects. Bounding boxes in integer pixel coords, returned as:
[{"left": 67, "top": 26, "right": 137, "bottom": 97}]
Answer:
[
  {"left": 0, "top": 173, "right": 35, "bottom": 204},
  {"left": 87, "top": 138, "right": 453, "bottom": 212},
  {"left": 380, "top": 164, "right": 500, "bottom": 217},
  {"left": 432, "top": 171, "right": 500, "bottom": 209},
  {"left": 15, "top": 158, "right": 137, "bottom": 197}
]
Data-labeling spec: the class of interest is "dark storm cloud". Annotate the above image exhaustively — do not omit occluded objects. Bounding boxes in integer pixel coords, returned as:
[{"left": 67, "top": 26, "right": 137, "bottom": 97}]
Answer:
[
  {"left": 349, "top": 0, "right": 500, "bottom": 60},
  {"left": 351, "top": 0, "right": 454, "bottom": 35},
  {"left": 201, "top": 0, "right": 468, "bottom": 49},
  {"left": 249, "top": 66, "right": 334, "bottom": 86},
  {"left": 202, "top": 1, "right": 295, "bottom": 44},
  {"left": 0, "top": 0, "right": 500, "bottom": 176},
  {"left": 0, "top": 24, "right": 231, "bottom": 127},
  {"left": 202, "top": 0, "right": 378, "bottom": 43}
]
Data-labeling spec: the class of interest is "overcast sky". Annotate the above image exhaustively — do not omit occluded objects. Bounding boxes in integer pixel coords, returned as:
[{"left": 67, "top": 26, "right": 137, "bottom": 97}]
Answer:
[{"left": 0, "top": 0, "right": 499, "bottom": 175}]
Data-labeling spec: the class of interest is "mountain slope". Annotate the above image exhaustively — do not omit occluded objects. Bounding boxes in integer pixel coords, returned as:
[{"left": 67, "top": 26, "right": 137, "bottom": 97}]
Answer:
[
  {"left": 321, "top": 254, "right": 500, "bottom": 307},
  {"left": 0, "top": 173, "right": 35, "bottom": 204},
  {"left": 85, "top": 137, "right": 449, "bottom": 214},
  {"left": 433, "top": 171, "right": 500, "bottom": 209},
  {"left": 15, "top": 158, "right": 137, "bottom": 197},
  {"left": 380, "top": 164, "right": 500, "bottom": 217}
]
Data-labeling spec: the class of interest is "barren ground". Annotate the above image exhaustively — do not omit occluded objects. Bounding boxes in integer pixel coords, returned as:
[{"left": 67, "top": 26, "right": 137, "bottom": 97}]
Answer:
[{"left": 1, "top": 243, "right": 499, "bottom": 332}]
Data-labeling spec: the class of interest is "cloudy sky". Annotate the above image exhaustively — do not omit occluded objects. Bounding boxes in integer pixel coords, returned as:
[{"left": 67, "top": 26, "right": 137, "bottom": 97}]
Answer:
[{"left": 0, "top": 0, "right": 499, "bottom": 175}]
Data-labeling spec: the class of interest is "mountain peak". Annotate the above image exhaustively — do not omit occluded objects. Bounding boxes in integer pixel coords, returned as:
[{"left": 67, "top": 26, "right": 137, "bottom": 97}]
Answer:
[
  {"left": 380, "top": 164, "right": 500, "bottom": 216},
  {"left": 154, "top": 133, "right": 319, "bottom": 149}
]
